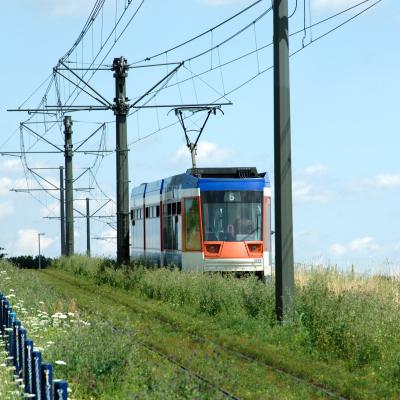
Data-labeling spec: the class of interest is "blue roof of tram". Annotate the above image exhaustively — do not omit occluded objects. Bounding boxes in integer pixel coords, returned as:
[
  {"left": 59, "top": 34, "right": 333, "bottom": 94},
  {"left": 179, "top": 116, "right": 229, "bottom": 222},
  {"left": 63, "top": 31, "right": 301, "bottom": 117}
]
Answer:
[
  {"left": 131, "top": 169, "right": 270, "bottom": 198},
  {"left": 198, "top": 177, "right": 268, "bottom": 191}
]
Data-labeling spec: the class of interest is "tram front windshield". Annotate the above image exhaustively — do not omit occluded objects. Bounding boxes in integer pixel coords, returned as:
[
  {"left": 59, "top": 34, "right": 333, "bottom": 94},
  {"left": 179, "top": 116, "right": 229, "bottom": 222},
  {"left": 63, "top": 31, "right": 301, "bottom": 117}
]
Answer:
[{"left": 201, "top": 191, "right": 263, "bottom": 242}]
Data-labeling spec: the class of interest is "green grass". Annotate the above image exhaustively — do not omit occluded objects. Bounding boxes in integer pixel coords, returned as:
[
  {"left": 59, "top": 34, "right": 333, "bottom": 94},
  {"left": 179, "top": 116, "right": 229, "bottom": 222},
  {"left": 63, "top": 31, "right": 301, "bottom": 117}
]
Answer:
[
  {"left": 3, "top": 256, "right": 400, "bottom": 399},
  {"left": 0, "top": 260, "right": 235, "bottom": 399},
  {"left": 51, "top": 255, "right": 400, "bottom": 399}
]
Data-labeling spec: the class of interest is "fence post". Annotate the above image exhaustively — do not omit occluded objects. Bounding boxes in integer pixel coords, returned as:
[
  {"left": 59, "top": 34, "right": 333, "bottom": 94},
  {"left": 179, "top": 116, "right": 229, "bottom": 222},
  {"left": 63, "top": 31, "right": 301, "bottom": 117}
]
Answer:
[
  {"left": 41, "top": 363, "right": 53, "bottom": 400},
  {"left": 3, "top": 303, "right": 9, "bottom": 346},
  {"left": 8, "top": 311, "right": 16, "bottom": 359},
  {"left": 1, "top": 293, "right": 69, "bottom": 398},
  {"left": 24, "top": 339, "right": 34, "bottom": 394},
  {"left": 13, "top": 320, "right": 21, "bottom": 371},
  {"left": 0, "top": 295, "right": 4, "bottom": 336},
  {"left": 18, "top": 327, "right": 26, "bottom": 380},
  {"left": 32, "top": 350, "right": 43, "bottom": 400},
  {"left": 0, "top": 294, "right": 3, "bottom": 334},
  {"left": 54, "top": 380, "right": 68, "bottom": 400}
]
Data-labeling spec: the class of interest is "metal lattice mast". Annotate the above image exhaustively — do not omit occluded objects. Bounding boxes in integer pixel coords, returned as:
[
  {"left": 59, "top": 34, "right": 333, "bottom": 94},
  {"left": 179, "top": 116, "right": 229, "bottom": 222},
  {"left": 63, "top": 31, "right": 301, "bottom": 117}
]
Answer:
[
  {"left": 64, "top": 116, "right": 74, "bottom": 256},
  {"left": 113, "top": 57, "right": 130, "bottom": 265},
  {"left": 273, "top": 0, "right": 295, "bottom": 321}
]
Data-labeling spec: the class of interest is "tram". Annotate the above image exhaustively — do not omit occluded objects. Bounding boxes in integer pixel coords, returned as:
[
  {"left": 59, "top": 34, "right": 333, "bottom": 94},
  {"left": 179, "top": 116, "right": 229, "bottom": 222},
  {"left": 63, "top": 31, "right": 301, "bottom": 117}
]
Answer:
[{"left": 130, "top": 167, "right": 272, "bottom": 277}]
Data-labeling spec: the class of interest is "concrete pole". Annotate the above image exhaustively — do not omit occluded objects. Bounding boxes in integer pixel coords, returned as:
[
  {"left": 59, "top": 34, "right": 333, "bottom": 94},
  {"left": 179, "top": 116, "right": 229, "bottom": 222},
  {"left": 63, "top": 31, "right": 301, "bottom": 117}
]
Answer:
[
  {"left": 86, "top": 198, "right": 91, "bottom": 257},
  {"left": 273, "top": 0, "right": 295, "bottom": 321},
  {"left": 38, "top": 233, "right": 41, "bottom": 270},
  {"left": 112, "top": 57, "right": 130, "bottom": 265},
  {"left": 38, "top": 233, "right": 44, "bottom": 269},
  {"left": 59, "top": 166, "right": 66, "bottom": 256},
  {"left": 64, "top": 116, "right": 74, "bottom": 256}
]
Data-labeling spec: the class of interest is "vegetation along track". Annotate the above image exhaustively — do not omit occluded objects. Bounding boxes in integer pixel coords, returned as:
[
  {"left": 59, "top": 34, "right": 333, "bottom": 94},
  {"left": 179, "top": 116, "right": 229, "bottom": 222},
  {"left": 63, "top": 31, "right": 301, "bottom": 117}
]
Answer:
[{"left": 39, "top": 269, "right": 347, "bottom": 400}]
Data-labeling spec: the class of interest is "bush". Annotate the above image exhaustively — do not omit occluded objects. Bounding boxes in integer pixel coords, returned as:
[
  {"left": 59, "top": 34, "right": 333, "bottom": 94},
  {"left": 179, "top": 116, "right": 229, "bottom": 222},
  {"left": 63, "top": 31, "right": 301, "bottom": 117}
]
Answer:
[{"left": 8, "top": 255, "right": 53, "bottom": 269}]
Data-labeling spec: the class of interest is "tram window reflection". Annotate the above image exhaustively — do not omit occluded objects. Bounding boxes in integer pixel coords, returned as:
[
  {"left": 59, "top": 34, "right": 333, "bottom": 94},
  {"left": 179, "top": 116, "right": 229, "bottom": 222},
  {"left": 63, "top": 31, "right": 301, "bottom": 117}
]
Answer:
[{"left": 201, "top": 191, "right": 263, "bottom": 242}]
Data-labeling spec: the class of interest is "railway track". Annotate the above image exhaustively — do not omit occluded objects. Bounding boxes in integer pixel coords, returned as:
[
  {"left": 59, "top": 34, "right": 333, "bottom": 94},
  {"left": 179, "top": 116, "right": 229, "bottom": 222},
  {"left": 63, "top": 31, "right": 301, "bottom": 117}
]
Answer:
[
  {"left": 41, "top": 269, "right": 348, "bottom": 400},
  {"left": 139, "top": 340, "right": 241, "bottom": 400}
]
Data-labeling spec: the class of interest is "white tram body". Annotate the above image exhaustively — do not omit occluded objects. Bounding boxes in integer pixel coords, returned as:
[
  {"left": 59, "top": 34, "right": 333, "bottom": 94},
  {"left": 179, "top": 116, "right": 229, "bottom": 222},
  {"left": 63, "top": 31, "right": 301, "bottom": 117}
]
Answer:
[{"left": 130, "top": 167, "right": 272, "bottom": 277}]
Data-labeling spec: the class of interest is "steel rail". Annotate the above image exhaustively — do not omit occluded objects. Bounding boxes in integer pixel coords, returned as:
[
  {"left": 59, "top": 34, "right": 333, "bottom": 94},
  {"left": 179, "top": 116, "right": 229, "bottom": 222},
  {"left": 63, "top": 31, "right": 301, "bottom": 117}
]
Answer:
[{"left": 43, "top": 270, "right": 349, "bottom": 400}]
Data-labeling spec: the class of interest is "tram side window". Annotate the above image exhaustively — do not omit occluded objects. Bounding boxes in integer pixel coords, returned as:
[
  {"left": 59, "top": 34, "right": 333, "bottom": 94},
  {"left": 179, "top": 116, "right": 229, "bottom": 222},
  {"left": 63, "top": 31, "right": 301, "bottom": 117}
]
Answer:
[
  {"left": 184, "top": 198, "right": 201, "bottom": 251},
  {"left": 163, "top": 211, "right": 177, "bottom": 250}
]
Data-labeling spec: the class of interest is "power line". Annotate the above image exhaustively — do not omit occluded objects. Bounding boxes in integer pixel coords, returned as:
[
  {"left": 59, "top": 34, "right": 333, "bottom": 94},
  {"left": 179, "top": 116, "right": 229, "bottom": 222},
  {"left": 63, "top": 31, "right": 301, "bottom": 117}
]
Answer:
[
  {"left": 123, "top": 0, "right": 379, "bottom": 114},
  {"left": 128, "top": 0, "right": 383, "bottom": 145},
  {"left": 132, "top": 0, "right": 267, "bottom": 64}
]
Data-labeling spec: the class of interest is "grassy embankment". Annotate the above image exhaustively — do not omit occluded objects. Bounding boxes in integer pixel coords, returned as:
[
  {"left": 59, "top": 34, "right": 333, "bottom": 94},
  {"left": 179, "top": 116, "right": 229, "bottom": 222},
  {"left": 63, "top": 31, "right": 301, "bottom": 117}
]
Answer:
[
  {"left": 2, "top": 256, "right": 400, "bottom": 399},
  {"left": 0, "top": 261, "right": 240, "bottom": 399}
]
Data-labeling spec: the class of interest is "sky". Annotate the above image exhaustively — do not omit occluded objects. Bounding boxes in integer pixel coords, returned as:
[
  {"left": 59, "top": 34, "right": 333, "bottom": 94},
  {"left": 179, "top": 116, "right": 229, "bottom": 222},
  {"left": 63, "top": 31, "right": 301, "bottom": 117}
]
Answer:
[{"left": 0, "top": 0, "right": 399, "bottom": 273}]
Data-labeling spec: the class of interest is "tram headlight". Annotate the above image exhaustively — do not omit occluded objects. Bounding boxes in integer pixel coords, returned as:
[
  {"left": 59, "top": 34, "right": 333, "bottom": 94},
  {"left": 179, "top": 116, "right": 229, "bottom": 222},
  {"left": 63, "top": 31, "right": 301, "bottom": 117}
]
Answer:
[
  {"left": 205, "top": 244, "right": 221, "bottom": 254},
  {"left": 246, "top": 243, "right": 263, "bottom": 254}
]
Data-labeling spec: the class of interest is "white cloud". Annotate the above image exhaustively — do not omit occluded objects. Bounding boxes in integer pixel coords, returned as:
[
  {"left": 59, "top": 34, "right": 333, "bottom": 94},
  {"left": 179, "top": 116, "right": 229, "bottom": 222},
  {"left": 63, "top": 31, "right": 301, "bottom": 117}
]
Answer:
[
  {"left": 349, "top": 236, "right": 375, "bottom": 251},
  {"left": 375, "top": 173, "right": 400, "bottom": 189},
  {"left": 293, "top": 181, "right": 331, "bottom": 203},
  {"left": 16, "top": 229, "right": 54, "bottom": 255},
  {"left": 1, "top": 159, "right": 22, "bottom": 173},
  {"left": 329, "top": 236, "right": 379, "bottom": 256},
  {"left": 12, "top": 179, "right": 29, "bottom": 190},
  {"left": 172, "top": 141, "right": 234, "bottom": 167},
  {"left": 94, "top": 229, "right": 116, "bottom": 257},
  {"left": 304, "top": 164, "right": 328, "bottom": 176},
  {"left": 0, "top": 202, "right": 14, "bottom": 220},
  {"left": 329, "top": 243, "right": 347, "bottom": 256},
  {"left": 0, "top": 177, "right": 12, "bottom": 196}
]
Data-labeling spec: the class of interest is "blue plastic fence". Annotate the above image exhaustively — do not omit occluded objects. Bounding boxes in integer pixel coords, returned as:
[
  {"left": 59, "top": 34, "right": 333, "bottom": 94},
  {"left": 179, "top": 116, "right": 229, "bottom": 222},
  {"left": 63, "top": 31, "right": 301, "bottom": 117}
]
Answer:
[{"left": 0, "top": 292, "right": 68, "bottom": 400}]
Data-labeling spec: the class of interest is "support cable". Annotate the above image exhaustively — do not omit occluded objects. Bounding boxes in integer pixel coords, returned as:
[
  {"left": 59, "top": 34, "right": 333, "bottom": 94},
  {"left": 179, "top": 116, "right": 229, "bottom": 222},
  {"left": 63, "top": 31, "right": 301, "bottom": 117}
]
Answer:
[
  {"left": 133, "top": 0, "right": 267, "bottom": 64},
  {"left": 129, "top": 0, "right": 383, "bottom": 145}
]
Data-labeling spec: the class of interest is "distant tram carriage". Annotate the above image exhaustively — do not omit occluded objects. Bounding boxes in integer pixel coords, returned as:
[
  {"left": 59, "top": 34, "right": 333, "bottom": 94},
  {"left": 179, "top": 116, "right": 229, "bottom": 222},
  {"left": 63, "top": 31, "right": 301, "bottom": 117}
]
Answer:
[{"left": 130, "top": 167, "right": 272, "bottom": 278}]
